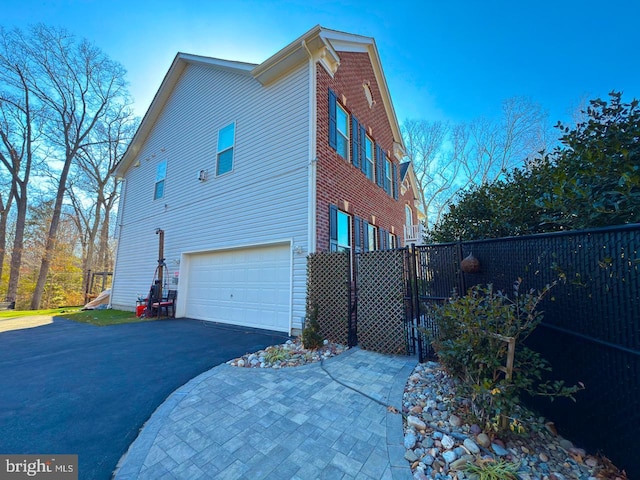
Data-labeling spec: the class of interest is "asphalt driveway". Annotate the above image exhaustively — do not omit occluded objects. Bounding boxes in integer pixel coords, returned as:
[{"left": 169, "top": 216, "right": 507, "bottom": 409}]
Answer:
[{"left": 0, "top": 316, "right": 287, "bottom": 479}]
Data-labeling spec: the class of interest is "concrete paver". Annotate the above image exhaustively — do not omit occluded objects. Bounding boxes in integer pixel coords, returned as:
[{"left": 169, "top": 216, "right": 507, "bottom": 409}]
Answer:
[{"left": 115, "top": 348, "right": 416, "bottom": 479}]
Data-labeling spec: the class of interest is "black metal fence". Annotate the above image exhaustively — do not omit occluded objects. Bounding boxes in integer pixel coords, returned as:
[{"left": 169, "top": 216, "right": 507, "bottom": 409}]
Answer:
[
  {"left": 307, "top": 224, "right": 639, "bottom": 475},
  {"left": 409, "top": 224, "right": 639, "bottom": 477}
]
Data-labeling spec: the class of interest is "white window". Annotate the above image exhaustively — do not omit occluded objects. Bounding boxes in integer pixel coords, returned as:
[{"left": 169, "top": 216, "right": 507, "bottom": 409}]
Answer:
[
  {"left": 154, "top": 160, "right": 166, "bottom": 200},
  {"left": 216, "top": 122, "right": 235, "bottom": 175},
  {"left": 367, "top": 223, "right": 378, "bottom": 251},
  {"left": 364, "top": 135, "right": 374, "bottom": 182},
  {"left": 385, "top": 158, "right": 392, "bottom": 195},
  {"left": 336, "top": 104, "right": 349, "bottom": 160},
  {"left": 336, "top": 210, "right": 351, "bottom": 253},
  {"left": 405, "top": 205, "right": 413, "bottom": 226}
]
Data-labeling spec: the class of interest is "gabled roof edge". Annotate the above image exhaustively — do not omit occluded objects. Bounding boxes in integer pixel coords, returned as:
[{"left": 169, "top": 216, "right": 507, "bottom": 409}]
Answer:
[
  {"left": 115, "top": 26, "right": 407, "bottom": 177},
  {"left": 251, "top": 26, "right": 406, "bottom": 156}
]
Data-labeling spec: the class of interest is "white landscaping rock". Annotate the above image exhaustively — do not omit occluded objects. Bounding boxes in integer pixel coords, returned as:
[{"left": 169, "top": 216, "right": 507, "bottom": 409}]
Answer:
[{"left": 407, "top": 415, "right": 426, "bottom": 430}]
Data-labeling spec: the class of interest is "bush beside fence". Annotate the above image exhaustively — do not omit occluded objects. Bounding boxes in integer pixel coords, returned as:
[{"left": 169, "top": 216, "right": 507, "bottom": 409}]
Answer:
[{"left": 416, "top": 224, "right": 639, "bottom": 477}]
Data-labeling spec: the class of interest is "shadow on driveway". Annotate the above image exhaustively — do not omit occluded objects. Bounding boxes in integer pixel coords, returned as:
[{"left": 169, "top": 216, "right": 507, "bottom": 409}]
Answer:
[{"left": 0, "top": 317, "right": 288, "bottom": 479}]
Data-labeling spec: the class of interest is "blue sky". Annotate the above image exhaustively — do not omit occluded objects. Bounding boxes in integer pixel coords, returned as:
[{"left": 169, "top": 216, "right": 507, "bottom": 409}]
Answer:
[{"left": 4, "top": 0, "right": 639, "bottom": 128}]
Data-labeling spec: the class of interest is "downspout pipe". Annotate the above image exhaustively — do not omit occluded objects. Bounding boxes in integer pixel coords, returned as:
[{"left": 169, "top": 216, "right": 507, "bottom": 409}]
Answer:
[{"left": 302, "top": 39, "right": 317, "bottom": 254}]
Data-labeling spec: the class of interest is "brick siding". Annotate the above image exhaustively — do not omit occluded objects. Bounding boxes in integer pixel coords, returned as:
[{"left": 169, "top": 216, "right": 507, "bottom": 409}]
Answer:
[{"left": 316, "top": 51, "right": 417, "bottom": 250}]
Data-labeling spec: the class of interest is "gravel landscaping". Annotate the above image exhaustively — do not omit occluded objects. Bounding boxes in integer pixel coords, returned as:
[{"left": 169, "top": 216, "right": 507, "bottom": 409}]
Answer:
[
  {"left": 226, "top": 338, "right": 348, "bottom": 368},
  {"left": 403, "top": 362, "right": 626, "bottom": 480}
]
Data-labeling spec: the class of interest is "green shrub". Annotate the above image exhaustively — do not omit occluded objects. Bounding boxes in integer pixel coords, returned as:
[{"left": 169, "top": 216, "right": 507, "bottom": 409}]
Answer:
[
  {"left": 462, "top": 458, "right": 520, "bottom": 480},
  {"left": 263, "top": 346, "right": 290, "bottom": 364},
  {"left": 427, "top": 279, "right": 582, "bottom": 431},
  {"left": 302, "top": 303, "right": 323, "bottom": 350}
]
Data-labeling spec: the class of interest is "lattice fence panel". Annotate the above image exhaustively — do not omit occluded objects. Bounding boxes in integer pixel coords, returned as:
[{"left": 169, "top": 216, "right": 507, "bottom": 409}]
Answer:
[
  {"left": 356, "top": 250, "right": 406, "bottom": 354},
  {"left": 306, "top": 252, "right": 350, "bottom": 345}
]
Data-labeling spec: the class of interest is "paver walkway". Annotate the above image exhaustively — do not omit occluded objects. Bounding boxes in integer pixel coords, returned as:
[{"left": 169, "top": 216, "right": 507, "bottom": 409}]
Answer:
[{"left": 114, "top": 348, "right": 417, "bottom": 479}]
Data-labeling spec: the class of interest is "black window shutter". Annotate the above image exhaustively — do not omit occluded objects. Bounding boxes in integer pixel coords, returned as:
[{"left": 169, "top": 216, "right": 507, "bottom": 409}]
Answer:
[
  {"left": 379, "top": 228, "right": 387, "bottom": 250},
  {"left": 328, "top": 90, "right": 337, "bottom": 150},
  {"left": 375, "top": 144, "right": 384, "bottom": 187},
  {"left": 359, "top": 125, "right": 366, "bottom": 175},
  {"left": 329, "top": 204, "right": 338, "bottom": 251},
  {"left": 351, "top": 116, "right": 360, "bottom": 168},
  {"left": 392, "top": 162, "right": 399, "bottom": 200},
  {"left": 354, "top": 216, "right": 362, "bottom": 253}
]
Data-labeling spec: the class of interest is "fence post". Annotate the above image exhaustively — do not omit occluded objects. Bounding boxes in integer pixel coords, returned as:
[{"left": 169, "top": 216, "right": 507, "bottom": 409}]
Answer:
[
  {"left": 408, "top": 244, "right": 425, "bottom": 362},
  {"left": 456, "top": 240, "right": 467, "bottom": 294},
  {"left": 348, "top": 250, "right": 358, "bottom": 347}
]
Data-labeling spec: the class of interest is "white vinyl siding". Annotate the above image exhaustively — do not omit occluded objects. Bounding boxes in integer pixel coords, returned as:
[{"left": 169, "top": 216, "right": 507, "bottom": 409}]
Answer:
[{"left": 111, "top": 62, "right": 310, "bottom": 331}]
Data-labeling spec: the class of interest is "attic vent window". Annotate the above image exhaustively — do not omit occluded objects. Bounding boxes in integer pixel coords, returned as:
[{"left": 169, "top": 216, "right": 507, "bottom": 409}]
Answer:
[{"left": 363, "top": 82, "right": 374, "bottom": 108}]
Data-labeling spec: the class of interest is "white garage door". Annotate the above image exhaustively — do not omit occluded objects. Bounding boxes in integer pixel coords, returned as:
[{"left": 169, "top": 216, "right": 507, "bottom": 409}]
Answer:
[{"left": 185, "top": 244, "right": 291, "bottom": 332}]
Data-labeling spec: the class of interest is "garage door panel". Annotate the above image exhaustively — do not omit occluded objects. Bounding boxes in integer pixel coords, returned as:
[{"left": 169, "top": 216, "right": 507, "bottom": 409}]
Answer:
[{"left": 185, "top": 244, "right": 291, "bottom": 332}]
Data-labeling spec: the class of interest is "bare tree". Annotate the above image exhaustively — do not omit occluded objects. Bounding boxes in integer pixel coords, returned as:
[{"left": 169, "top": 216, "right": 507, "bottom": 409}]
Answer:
[
  {"left": 67, "top": 103, "right": 137, "bottom": 292},
  {"left": 0, "top": 189, "right": 13, "bottom": 286},
  {"left": 0, "top": 27, "right": 43, "bottom": 304},
  {"left": 402, "top": 119, "right": 451, "bottom": 226},
  {"left": 402, "top": 96, "right": 553, "bottom": 228},
  {"left": 4, "top": 25, "right": 132, "bottom": 309}
]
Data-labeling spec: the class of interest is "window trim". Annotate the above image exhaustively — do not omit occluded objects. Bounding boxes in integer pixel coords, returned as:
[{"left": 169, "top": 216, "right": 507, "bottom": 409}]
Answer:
[
  {"left": 329, "top": 205, "right": 351, "bottom": 252},
  {"left": 216, "top": 122, "right": 236, "bottom": 176},
  {"left": 335, "top": 210, "right": 351, "bottom": 252},
  {"left": 336, "top": 103, "right": 350, "bottom": 160},
  {"left": 385, "top": 158, "right": 393, "bottom": 195},
  {"left": 329, "top": 89, "right": 350, "bottom": 161},
  {"left": 364, "top": 135, "right": 374, "bottom": 182},
  {"left": 154, "top": 160, "right": 167, "bottom": 200},
  {"left": 390, "top": 232, "right": 397, "bottom": 249},
  {"left": 367, "top": 223, "right": 378, "bottom": 251}
]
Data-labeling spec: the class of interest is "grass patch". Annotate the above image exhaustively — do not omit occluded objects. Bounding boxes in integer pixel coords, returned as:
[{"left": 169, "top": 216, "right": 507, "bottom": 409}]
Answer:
[
  {"left": 0, "top": 307, "right": 154, "bottom": 326},
  {"left": 60, "top": 309, "right": 153, "bottom": 326},
  {"left": 0, "top": 307, "right": 78, "bottom": 319}
]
